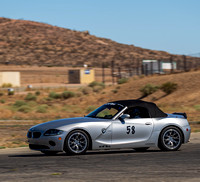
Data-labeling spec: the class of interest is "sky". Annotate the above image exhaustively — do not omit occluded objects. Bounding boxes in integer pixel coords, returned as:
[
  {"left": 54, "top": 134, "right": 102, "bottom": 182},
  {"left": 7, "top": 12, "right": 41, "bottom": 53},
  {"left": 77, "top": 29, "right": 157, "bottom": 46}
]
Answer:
[{"left": 0, "top": 0, "right": 200, "bottom": 55}]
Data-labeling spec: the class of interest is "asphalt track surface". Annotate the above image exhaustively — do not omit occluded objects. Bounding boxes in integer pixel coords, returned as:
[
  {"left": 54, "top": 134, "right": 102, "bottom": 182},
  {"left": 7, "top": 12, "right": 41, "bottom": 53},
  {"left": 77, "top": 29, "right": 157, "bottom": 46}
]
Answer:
[{"left": 0, "top": 133, "right": 200, "bottom": 182}]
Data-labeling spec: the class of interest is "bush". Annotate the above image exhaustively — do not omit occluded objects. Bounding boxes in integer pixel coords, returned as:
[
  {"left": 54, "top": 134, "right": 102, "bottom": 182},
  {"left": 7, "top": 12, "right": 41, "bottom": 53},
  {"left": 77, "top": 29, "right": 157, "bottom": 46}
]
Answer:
[
  {"left": 8, "top": 91, "right": 14, "bottom": 95},
  {"left": 1, "top": 83, "right": 12, "bottom": 88},
  {"left": 93, "top": 85, "right": 103, "bottom": 93},
  {"left": 17, "top": 105, "right": 31, "bottom": 113},
  {"left": 160, "top": 82, "right": 177, "bottom": 95},
  {"left": 62, "top": 91, "right": 75, "bottom": 99},
  {"left": 48, "top": 92, "right": 62, "bottom": 99},
  {"left": 117, "top": 78, "right": 128, "bottom": 84},
  {"left": 89, "top": 81, "right": 105, "bottom": 88},
  {"left": 36, "top": 105, "right": 48, "bottom": 113},
  {"left": 76, "top": 91, "right": 83, "bottom": 97},
  {"left": 0, "top": 99, "right": 5, "bottom": 103},
  {"left": 35, "top": 91, "right": 40, "bottom": 96},
  {"left": 25, "top": 93, "right": 37, "bottom": 101},
  {"left": 81, "top": 87, "right": 93, "bottom": 95},
  {"left": 0, "top": 92, "right": 4, "bottom": 97},
  {"left": 140, "top": 84, "right": 158, "bottom": 97},
  {"left": 14, "top": 100, "right": 27, "bottom": 107},
  {"left": 112, "top": 89, "right": 118, "bottom": 94}
]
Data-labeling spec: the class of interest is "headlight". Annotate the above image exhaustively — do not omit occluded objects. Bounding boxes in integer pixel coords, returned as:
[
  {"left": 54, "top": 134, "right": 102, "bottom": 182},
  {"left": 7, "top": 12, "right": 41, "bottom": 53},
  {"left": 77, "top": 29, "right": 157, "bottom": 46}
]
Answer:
[{"left": 44, "top": 129, "right": 64, "bottom": 136}]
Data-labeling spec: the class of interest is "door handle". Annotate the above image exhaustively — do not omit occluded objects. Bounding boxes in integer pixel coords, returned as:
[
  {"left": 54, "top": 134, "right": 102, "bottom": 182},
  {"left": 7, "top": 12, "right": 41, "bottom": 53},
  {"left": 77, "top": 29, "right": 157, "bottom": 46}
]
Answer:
[{"left": 145, "top": 122, "right": 152, "bottom": 125}]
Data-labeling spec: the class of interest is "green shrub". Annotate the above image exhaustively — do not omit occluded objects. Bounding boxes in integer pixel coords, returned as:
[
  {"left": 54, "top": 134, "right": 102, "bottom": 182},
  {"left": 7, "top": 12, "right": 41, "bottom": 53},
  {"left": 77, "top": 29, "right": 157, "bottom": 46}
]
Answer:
[
  {"left": 112, "top": 89, "right": 118, "bottom": 94},
  {"left": 0, "top": 99, "right": 5, "bottom": 103},
  {"left": 27, "top": 101, "right": 37, "bottom": 107},
  {"left": 117, "top": 78, "right": 128, "bottom": 84},
  {"left": 86, "top": 106, "right": 96, "bottom": 113},
  {"left": 81, "top": 87, "right": 93, "bottom": 95},
  {"left": 8, "top": 91, "right": 14, "bottom": 95},
  {"left": 14, "top": 100, "right": 27, "bottom": 107},
  {"left": 49, "top": 92, "right": 62, "bottom": 99},
  {"left": 89, "top": 81, "right": 105, "bottom": 88},
  {"left": 76, "top": 91, "right": 83, "bottom": 97},
  {"left": 17, "top": 105, "right": 31, "bottom": 113},
  {"left": 1, "top": 83, "right": 12, "bottom": 88},
  {"left": 25, "top": 93, "right": 37, "bottom": 101},
  {"left": 194, "top": 105, "right": 200, "bottom": 111},
  {"left": 36, "top": 104, "right": 48, "bottom": 113},
  {"left": 35, "top": 91, "right": 40, "bottom": 96},
  {"left": 62, "top": 91, "right": 75, "bottom": 99},
  {"left": 160, "top": 82, "right": 178, "bottom": 95},
  {"left": 140, "top": 84, "right": 158, "bottom": 97},
  {"left": 93, "top": 85, "right": 103, "bottom": 93}
]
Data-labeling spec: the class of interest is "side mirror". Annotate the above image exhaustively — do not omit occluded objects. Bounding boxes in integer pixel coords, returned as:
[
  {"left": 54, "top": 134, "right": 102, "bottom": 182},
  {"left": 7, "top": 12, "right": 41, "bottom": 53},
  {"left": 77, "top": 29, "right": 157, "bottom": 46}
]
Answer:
[{"left": 120, "top": 114, "right": 130, "bottom": 120}]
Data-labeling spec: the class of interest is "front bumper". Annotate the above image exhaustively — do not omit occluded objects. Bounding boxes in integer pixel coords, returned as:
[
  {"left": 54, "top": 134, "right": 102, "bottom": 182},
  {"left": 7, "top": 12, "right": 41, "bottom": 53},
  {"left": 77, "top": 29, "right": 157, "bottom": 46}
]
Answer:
[{"left": 27, "top": 133, "right": 66, "bottom": 152}]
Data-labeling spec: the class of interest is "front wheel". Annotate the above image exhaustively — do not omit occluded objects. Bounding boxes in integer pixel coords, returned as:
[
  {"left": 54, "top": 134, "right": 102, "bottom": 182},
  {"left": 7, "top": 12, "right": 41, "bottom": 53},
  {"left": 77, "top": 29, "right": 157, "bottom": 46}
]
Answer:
[
  {"left": 158, "top": 126, "right": 183, "bottom": 151},
  {"left": 64, "top": 130, "right": 89, "bottom": 155}
]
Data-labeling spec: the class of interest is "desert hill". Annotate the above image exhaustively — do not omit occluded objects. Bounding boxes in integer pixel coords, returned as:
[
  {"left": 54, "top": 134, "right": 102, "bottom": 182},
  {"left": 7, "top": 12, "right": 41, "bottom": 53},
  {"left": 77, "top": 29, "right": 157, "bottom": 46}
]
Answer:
[{"left": 0, "top": 17, "right": 191, "bottom": 67}]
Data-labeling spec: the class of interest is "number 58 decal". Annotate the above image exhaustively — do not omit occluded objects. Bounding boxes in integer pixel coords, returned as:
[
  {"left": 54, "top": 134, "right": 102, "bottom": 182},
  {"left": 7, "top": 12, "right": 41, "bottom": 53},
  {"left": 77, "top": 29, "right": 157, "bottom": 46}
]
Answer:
[{"left": 127, "top": 126, "right": 135, "bottom": 134}]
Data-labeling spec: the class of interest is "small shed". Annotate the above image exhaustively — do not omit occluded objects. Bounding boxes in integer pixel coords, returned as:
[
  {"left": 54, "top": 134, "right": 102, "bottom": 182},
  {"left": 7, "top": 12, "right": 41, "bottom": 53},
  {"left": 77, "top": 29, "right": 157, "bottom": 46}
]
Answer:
[
  {"left": 0, "top": 72, "right": 20, "bottom": 87},
  {"left": 68, "top": 69, "right": 95, "bottom": 84}
]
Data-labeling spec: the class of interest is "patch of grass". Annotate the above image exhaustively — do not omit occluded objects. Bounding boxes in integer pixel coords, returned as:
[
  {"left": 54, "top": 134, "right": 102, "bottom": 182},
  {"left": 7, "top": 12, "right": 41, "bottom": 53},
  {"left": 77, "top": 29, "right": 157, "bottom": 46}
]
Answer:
[
  {"left": 194, "top": 105, "right": 200, "bottom": 111},
  {"left": 51, "top": 173, "right": 62, "bottom": 175},
  {"left": 89, "top": 81, "right": 105, "bottom": 88},
  {"left": 81, "top": 87, "right": 93, "bottom": 95},
  {"left": 62, "top": 91, "right": 75, "bottom": 99},
  {"left": 25, "top": 93, "right": 37, "bottom": 101},
  {"left": 14, "top": 100, "right": 27, "bottom": 107},
  {"left": 112, "top": 89, "right": 118, "bottom": 94},
  {"left": 1, "top": 83, "right": 12, "bottom": 88},
  {"left": 160, "top": 82, "right": 178, "bottom": 95},
  {"left": 140, "top": 84, "right": 158, "bottom": 97},
  {"left": 8, "top": 91, "right": 14, "bottom": 95},
  {"left": 117, "top": 78, "right": 128, "bottom": 84},
  {"left": 17, "top": 105, "right": 31, "bottom": 113},
  {"left": 0, "top": 99, "right": 5, "bottom": 103},
  {"left": 36, "top": 104, "right": 48, "bottom": 113},
  {"left": 49, "top": 92, "right": 62, "bottom": 99},
  {"left": 35, "top": 91, "right": 40, "bottom": 96},
  {"left": 0, "top": 146, "right": 6, "bottom": 149}
]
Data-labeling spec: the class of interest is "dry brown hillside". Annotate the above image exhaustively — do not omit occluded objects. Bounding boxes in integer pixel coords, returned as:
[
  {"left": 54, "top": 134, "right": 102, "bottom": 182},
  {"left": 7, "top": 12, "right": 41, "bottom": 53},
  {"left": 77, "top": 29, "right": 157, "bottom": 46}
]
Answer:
[{"left": 0, "top": 17, "right": 194, "bottom": 67}]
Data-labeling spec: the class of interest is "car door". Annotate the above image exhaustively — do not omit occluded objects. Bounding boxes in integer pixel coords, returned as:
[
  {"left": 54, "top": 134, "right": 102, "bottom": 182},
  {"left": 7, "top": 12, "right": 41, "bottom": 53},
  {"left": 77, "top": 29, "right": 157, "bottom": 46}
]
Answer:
[{"left": 111, "top": 106, "right": 154, "bottom": 147}]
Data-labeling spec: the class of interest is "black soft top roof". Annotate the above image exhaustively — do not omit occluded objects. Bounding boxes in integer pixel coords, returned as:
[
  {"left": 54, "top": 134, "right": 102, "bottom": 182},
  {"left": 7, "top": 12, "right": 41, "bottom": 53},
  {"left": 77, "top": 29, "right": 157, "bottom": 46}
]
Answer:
[{"left": 111, "top": 100, "right": 167, "bottom": 118}]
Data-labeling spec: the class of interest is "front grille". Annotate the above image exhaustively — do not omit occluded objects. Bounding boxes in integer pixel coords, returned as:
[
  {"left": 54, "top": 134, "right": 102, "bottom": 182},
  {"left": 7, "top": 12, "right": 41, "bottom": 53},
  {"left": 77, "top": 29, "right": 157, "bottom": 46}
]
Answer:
[
  {"left": 29, "top": 144, "right": 50, "bottom": 150},
  {"left": 33, "top": 132, "right": 41, "bottom": 138},
  {"left": 27, "top": 131, "right": 41, "bottom": 138}
]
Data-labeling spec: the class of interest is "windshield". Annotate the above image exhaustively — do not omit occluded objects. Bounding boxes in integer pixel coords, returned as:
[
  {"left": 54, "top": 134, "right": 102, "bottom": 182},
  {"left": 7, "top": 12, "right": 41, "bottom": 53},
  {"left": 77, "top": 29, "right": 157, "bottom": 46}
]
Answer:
[{"left": 86, "top": 103, "right": 125, "bottom": 119}]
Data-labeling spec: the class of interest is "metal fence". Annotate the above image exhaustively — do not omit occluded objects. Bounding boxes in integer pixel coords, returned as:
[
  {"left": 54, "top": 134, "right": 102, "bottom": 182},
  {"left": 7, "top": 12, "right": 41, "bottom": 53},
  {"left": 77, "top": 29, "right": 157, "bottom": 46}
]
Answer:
[{"left": 100, "top": 55, "right": 200, "bottom": 84}]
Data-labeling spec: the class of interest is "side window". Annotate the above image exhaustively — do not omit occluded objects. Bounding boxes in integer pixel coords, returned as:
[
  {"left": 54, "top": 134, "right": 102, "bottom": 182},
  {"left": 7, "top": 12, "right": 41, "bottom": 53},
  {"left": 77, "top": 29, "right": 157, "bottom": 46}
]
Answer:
[{"left": 124, "top": 107, "right": 150, "bottom": 119}]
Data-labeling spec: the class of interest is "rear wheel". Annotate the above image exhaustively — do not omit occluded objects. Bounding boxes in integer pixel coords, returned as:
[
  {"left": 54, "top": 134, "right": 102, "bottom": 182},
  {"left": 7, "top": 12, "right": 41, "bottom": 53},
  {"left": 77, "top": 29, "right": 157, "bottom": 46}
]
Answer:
[
  {"left": 134, "top": 147, "right": 149, "bottom": 152},
  {"left": 158, "top": 126, "right": 183, "bottom": 151},
  {"left": 64, "top": 130, "right": 89, "bottom": 155}
]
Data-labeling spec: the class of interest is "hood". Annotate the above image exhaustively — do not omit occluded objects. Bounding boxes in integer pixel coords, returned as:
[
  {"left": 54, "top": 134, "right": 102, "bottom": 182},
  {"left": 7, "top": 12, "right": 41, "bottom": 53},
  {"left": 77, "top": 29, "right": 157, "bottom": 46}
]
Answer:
[{"left": 30, "top": 117, "right": 97, "bottom": 131}]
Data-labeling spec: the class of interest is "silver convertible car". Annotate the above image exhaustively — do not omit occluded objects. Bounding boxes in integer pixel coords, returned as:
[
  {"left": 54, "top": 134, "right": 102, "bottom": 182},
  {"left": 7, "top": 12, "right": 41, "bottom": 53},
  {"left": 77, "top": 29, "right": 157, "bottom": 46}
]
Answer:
[{"left": 27, "top": 100, "right": 191, "bottom": 155}]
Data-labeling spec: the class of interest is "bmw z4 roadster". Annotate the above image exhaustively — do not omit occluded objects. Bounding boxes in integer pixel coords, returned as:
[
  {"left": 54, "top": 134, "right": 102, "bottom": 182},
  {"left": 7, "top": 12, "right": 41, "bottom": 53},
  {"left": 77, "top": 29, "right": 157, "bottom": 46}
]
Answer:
[{"left": 27, "top": 100, "right": 191, "bottom": 155}]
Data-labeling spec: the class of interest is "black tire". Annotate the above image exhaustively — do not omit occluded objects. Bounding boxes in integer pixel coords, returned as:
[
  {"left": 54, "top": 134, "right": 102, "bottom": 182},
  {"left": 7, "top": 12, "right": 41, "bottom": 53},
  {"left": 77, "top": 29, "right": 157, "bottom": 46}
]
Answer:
[
  {"left": 41, "top": 151, "right": 58, "bottom": 155},
  {"left": 134, "top": 147, "right": 149, "bottom": 152},
  {"left": 64, "top": 130, "right": 89, "bottom": 155},
  {"left": 158, "top": 126, "right": 183, "bottom": 151}
]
